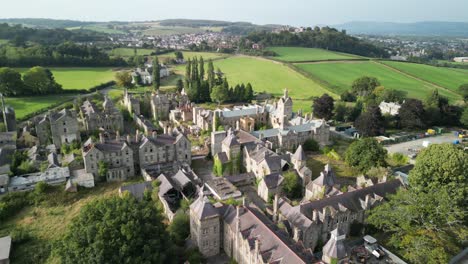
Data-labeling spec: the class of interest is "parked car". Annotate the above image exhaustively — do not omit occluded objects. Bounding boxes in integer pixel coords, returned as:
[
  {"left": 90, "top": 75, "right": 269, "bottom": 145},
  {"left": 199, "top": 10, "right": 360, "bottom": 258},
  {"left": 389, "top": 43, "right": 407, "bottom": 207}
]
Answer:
[{"left": 363, "top": 235, "right": 386, "bottom": 259}]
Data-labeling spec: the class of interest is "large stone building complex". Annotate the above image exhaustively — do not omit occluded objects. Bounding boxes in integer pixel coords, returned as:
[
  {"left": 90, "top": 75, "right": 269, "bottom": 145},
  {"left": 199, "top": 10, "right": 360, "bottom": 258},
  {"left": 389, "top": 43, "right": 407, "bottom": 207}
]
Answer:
[
  {"left": 35, "top": 109, "right": 80, "bottom": 148},
  {"left": 190, "top": 194, "right": 314, "bottom": 263},
  {"left": 80, "top": 97, "right": 124, "bottom": 132}
]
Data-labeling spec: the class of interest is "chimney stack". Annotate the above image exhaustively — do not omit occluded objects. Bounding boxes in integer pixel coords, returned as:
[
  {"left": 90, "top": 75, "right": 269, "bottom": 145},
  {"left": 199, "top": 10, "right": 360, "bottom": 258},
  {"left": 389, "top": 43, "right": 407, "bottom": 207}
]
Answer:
[
  {"left": 135, "top": 129, "right": 140, "bottom": 142},
  {"left": 126, "top": 134, "right": 131, "bottom": 143},
  {"left": 273, "top": 193, "right": 279, "bottom": 222},
  {"left": 236, "top": 120, "right": 240, "bottom": 131},
  {"left": 152, "top": 130, "right": 157, "bottom": 139},
  {"left": 116, "top": 130, "right": 120, "bottom": 141},
  {"left": 99, "top": 133, "right": 105, "bottom": 144}
]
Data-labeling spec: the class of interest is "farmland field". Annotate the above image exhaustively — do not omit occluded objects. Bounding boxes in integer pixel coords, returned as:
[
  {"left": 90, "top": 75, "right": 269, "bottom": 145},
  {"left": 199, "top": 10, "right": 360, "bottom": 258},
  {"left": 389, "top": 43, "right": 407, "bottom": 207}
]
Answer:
[
  {"left": 380, "top": 61, "right": 468, "bottom": 92},
  {"left": 266, "top": 47, "right": 363, "bottom": 62},
  {"left": 177, "top": 56, "right": 334, "bottom": 111},
  {"left": 5, "top": 95, "right": 76, "bottom": 119},
  {"left": 109, "top": 48, "right": 155, "bottom": 57},
  {"left": 16, "top": 67, "right": 116, "bottom": 90},
  {"left": 141, "top": 26, "right": 204, "bottom": 36},
  {"left": 297, "top": 61, "right": 462, "bottom": 102}
]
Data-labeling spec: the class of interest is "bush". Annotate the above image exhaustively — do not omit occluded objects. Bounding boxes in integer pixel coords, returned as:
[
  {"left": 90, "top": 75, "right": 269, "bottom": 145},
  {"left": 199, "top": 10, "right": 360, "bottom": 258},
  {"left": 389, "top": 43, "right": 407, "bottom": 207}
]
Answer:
[
  {"left": 0, "top": 192, "right": 31, "bottom": 221},
  {"left": 391, "top": 152, "right": 409, "bottom": 166},
  {"left": 303, "top": 139, "right": 319, "bottom": 151}
]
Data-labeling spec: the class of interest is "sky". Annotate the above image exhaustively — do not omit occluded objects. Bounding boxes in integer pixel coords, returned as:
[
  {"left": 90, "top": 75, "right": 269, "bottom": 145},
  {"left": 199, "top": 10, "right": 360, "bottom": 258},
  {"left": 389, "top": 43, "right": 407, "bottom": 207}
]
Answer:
[{"left": 1, "top": 0, "right": 467, "bottom": 26}]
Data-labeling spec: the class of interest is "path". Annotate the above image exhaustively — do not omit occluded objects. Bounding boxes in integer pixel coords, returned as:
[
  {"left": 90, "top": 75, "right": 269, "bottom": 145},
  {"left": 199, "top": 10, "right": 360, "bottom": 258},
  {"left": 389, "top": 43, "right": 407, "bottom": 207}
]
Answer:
[{"left": 385, "top": 133, "right": 458, "bottom": 156}]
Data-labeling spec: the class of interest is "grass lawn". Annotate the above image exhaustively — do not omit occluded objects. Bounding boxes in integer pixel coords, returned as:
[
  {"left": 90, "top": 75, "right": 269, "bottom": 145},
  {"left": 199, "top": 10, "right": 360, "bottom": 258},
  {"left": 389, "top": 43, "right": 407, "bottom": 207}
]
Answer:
[
  {"left": 16, "top": 67, "right": 117, "bottom": 90},
  {"left": 109, "top": 48, "right": 155, "bottom": 57},
  {"left": 5, "top": 95, "right": 76, "bottom": 120},
  {"left": 176, "top": 56, "right": 334, "bottom": 112},
  {"left": 0, "top": 182, "right": 121, "bottom": 263},
  {"left": 380, "top": 61, "right": 468, "bottom": 92},
  {"left": 82, "top": 24, "right": 127, "bottom": 34},
  {"left": 160, "top": 51, "right": 228, "bottom": 61},
  {"left": 267, "top": 47, "right": 363, "bottom": 62},
  {"left": 141, "top": 26, "right": 204, "bottom": 36},
  {"left": 297, "top": 61, "right": 462, "bottom": 102}
]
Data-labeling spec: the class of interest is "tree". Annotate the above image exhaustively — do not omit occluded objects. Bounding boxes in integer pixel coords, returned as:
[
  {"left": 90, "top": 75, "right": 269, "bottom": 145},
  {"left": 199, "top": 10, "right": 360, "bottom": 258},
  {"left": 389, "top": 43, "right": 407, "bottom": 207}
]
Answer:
[
  {"left": 333, "top": 102, "right": 346, "bottom": 122},
  {"left": 152, "top": 56, "right": 161, "bottom": 90},
  {"left": 409, "top": 144, "right": 467, "bottom": 204},
  {"left": 378, "top": 88, "right": 406, "bottom": 103},
  {"left": 176, "top": 79, "right": 184, "bottom": 93},
  {"left": 368, "top": 188, "right": 466, "bottom": 264},
  {"left": 97, "top": 161, "right": 108, "bottom": 182},
  {"left": 23, "top": 66, "right": 62, "bottom": 94},
  {"left": 115, "top": 71, "right": 133, "bottom": 88},
  {"left": 351, "top": 76, "right": 380, "bottom": 97},
  {"left": 313, "top": 94, "right": 334, "bottom": 120},
  {"left": 340, "top": 91, "right": 356, "bottom": 102},
  {"left": 354, "top": 106, "right": 385, "bottom": 137},
  {"left": 303, "top": 139, "right": 319, "bottom": 151},
  {"left": 210, "top": 85, "right": 229, "bottom": 104},
  {"left": 207, "top": 60, "right": 215, "bottom": 89},
  {"left": 199, "top": 57, "right": 205, "bottom": 81},
  {"left": 282, "top": 171, "right": 302, "bottom": 200},
  {"left": 174, "top": 51, "right": 184, "bottom": 61},
  {"left": 0, "top": 67, "right": 23, "bottom": 96},
  {"left": 57, "top": 195, "right": 175, "bottom": 264},
  {"left": 168, "top": 213, "right": 190, "bottom": 246},
  {"left": 461, "top": 107, "right": 468, "bottom": 128},
  {"left": 245, "top": 83, "right": 254, "bottom": 102},
  {"left": 185, "top": 58, "right": 192, "bottom": 83},
  {"left": 459, "top": 83, "right": 468, "bottom": 103},
  {"left": 398, "top": 99, "right": 425, "bottom": 129},
  {"left": 345, "top": 138, "right": 387, "bottom": 173}
]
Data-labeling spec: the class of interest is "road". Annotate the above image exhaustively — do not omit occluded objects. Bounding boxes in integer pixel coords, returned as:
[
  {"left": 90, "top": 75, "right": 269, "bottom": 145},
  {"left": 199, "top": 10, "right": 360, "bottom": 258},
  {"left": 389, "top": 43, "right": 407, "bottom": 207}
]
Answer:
[{"left": 385, "top": 133, "right": 459, "bottom": 155}]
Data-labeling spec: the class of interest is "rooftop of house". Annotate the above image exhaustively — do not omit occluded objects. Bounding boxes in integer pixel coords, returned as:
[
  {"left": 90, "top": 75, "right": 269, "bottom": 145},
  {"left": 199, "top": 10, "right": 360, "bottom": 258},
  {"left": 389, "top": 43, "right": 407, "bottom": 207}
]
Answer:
[
  {"left": 0, "top": 236, "right": 11, "bottom": 261},
  {"left": 205, "top": 177, "right": 242, "bottom": 201},
  {"left": 223, "top": 205, "right": 313, "bottom": 264},
  {"left": 190, "top": 194, "right": 220, "bottom": 220},
  {"left": 262, "top": 172, "right": 284, "bottom": 189},
  {"left": 299, "top": 179, "right": 402, "bottom": 219},
  {"left": 251, "top": 119, "right": 327, "bottom": 139}
]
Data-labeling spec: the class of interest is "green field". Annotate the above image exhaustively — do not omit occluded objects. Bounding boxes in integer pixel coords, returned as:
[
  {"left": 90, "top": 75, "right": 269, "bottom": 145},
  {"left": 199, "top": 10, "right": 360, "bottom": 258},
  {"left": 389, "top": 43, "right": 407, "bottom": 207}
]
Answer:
[
  {"left": 297, "top": 61, "right": 462, "bottom": 102},
  {"left": 177, "top": 56, "right": 334, "bottom": 111},
  {"left": 109, "top": 48, "right": 227, "bottom": 61},
  {"left": 5, "top": 95, "right": 75, "bottom": 119},
  {"left": 266, "top": 47, "right": 362, "bottom": 62},
  {"left": 17, "top": 67, "right": 116, "bottom": 90},
  {"left": 141, "top": 26, "right": 204, "bottom": 36},
  {"left": 380, "top": 61, "right": 468, "bottom": 92}
]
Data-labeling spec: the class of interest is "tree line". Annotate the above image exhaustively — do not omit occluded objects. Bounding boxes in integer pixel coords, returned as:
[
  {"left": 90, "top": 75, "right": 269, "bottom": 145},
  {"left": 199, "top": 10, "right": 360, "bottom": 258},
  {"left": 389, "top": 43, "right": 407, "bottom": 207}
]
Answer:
[
  {"left": 0, "top": 41, "right": 127, "bottom": 67},
  {"left": 241, "top": 27, "right": 389, "bottom": 58},
  {"left": 0, "top": 23, "right": 107, "bottom": 45},
  {"left": 313, "top": 76, "right": 468, "bottom": 137},
  {"left": 0, "top": 67, "right": 62, "bottom": 96},
  {"left": 184, "top": 56, "right": 254, "bottom": 103}
]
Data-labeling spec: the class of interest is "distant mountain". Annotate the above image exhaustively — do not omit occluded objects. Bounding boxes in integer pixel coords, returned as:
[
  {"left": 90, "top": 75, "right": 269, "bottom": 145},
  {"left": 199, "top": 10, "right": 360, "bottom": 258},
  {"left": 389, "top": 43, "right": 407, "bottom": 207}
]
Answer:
[{"left": 335, "top": 21, "right": 468, "bottom": 36}]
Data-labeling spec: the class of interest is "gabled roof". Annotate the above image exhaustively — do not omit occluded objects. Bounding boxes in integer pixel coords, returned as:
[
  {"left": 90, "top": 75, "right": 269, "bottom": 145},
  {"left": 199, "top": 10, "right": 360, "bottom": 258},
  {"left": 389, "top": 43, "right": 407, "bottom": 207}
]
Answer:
[
  {"left": 190, "top": 195, "right": 219, "bottom": 220},
  {"left": 300, "top": 179, "right": 402, "bottom": 218},
  {"left": 120, "top": 181, "right": 153, "bottom": 200},
  {"left": 262, "top": 173, "right": 284, "bottom": 189},
  {"left": 0, "top": 236, "right": 12, "bottom": 261},
  {"left": 323, "top": 226, "right": 347, "bottom": 259},
  {"left": 292, "top": 145, "right": 306, "bottom": 161}
]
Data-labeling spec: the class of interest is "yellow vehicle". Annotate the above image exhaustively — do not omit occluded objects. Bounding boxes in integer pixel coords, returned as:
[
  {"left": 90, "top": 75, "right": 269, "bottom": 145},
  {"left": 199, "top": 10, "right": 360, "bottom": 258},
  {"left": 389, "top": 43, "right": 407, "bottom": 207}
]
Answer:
[{"left": 427, "top": 129, "right": 436, "bottom": 135}]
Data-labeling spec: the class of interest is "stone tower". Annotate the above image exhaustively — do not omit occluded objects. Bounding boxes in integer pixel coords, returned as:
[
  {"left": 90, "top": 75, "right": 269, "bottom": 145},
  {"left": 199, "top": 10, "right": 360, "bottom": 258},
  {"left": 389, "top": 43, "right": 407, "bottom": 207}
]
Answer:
[
  {"left": 322, "top": 226, "right": 349, "bottom": 264},
  {"left": 189, "top": 193, "right": 221, "bottom": 257},
  {"left": 276, "top": 88, "right": 293, "bottom": 128}
]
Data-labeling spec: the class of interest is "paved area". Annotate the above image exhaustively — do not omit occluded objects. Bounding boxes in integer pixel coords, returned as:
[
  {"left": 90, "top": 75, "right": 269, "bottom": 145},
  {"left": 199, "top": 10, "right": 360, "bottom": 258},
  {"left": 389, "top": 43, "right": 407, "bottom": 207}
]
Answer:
[{"left": 385, "top": 133, "right": 459, "bottom": 155}]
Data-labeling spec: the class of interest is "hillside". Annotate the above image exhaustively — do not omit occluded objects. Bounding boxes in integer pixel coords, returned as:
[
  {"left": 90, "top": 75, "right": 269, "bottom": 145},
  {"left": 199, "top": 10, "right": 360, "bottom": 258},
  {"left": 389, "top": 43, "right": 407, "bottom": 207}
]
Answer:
[
  {"left": 296, "top": 61, "right": 462, "bottom": 102},
  {"left": 266, "top": 47, "right": 364, "bottom": 62},
  {"left": 335, "top": 21, "right": 468, "bottom": 36}
]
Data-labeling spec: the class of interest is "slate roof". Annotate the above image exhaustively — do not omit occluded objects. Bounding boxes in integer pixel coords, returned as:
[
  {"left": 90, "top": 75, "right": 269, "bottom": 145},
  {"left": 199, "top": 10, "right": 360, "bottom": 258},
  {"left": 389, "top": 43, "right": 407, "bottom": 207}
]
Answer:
[
  {"left": 300, "top": 179, "right": 402, "bottom": 218},
  {"left": 0, "top": 148, "right": 15, "bottom": 167},
  {"left": 292, "top": 145, "right": 306, "bottom": 161},
  {"left": 205, "top": 178, "right": 242, "bottom": 200},
  {"left": 219, "top": 105, "right": 265, "bottom": 118},
  {"left": 224, "top": 205, "right": 311, "bottom": 264},
  {"left": 120, "top": 181, "right": 153, "bottom": 200},
  {"left": 93, "top": 141, "right": 128, "bottom": 153},
  {"left": 312, "top": 164, "right": 335, "bottom": 187},
  {"left": 0, "top": 236, "right": 11, "bottom": 261},
  {"left": 190, "top": 195, "right": 219, "bottom": 220},
  {"left": 216, "top": 152, "right": 229, "bottom": 164},
  {"left": 251, "top": 120, "right": 327, "bottom": 139},
  {"left": 323, "top": 226, "right": 348, "bottom": 259},
  {"left": 141, "top": 134, "right": 177, "bottom": 147},
  {"left": 278, "top": 198, "right": 313, "bottom": 231},
  {"left": 262, "top": 173, "right": 284, "bottom": 189},
  {"left": 222, "top": 131, "right": 240, "bottom": 147}
]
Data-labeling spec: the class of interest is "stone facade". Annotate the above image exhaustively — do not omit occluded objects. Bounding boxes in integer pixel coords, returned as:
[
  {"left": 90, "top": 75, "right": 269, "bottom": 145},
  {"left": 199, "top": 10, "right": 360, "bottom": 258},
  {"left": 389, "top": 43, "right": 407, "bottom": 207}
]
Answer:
[
  {"left": 379, "top": 101, "right": 401, "bottom": 116},
  {"left": 251, "top": 117, "right": 330, "bottom": 151},
  {"left": 82, "top": 134, "right": 135, "bottom": 181},
  {"left": 190, "top": 194, "right": 314, "bottom": 263},
  {"left": 36, "top": 109, "right": 80, "bottom": 149},
  {"left": 123, "top": 89, "right": 141, "bottom": 115},
  {"left": 80, "top": 97, "right": 124, "bottom": 132},
  {"left": 138, "top": 130, "right": 191, "bottom": 169},
  {"left": 276, "top": 179, "right": 402, "bottom": 251}
]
